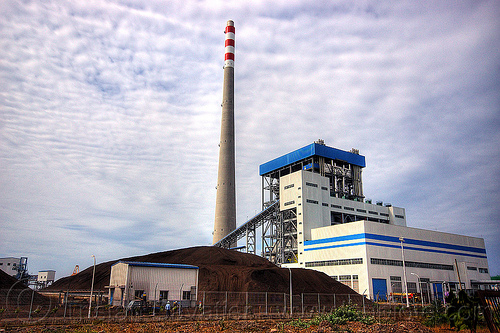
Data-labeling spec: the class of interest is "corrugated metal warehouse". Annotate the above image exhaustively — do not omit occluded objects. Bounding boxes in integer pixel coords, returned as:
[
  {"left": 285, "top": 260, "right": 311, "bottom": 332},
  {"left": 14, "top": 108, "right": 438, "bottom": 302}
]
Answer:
[{"left": 108, "top": 261, "right": 198, "bottom": 307}]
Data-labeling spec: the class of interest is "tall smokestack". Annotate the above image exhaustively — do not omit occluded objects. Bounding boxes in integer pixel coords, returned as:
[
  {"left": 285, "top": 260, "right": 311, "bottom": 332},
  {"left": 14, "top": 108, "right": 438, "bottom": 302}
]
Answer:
[{"left": 213, "top": 20, "right": 236, "bottom": 245}]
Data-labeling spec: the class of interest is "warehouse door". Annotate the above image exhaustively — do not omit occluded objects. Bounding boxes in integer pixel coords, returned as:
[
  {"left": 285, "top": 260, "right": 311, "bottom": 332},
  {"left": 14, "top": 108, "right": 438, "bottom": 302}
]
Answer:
[{"left": 372, "top": 278, "right": 387, "bottom": 301}]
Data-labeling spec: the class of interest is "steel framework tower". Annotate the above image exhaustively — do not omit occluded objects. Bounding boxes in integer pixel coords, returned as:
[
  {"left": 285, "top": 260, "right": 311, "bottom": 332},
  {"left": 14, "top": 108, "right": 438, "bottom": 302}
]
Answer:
[{"left": 213, "top": 20, "right": 236, "bottom": 245}]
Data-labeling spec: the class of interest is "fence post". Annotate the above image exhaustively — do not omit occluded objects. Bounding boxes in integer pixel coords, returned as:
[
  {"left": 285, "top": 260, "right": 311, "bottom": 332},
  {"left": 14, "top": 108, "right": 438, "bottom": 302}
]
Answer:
[
  {"left": 246, "top": 292, "right": 248, "bottom": 315},
  {"left": 318, "top": 293, "right": 321, "bottom": 313},
  {"left": 203, "top": 291, "right": 205, "bottom": 316},
  {"left": 301, "top": 293, "right": 304, "bottom": 315},
  {"left": 225, "top": 291, "right": 228, "bottom": 317},
  {"left": 265, "top": 292, "right": 268, "bottom": 315},
  {"left": 284, "top": 293, "right": 286, "bottom": 314},
  {"left": 334, "top": 294, "right": 336, "bottom": 308}
]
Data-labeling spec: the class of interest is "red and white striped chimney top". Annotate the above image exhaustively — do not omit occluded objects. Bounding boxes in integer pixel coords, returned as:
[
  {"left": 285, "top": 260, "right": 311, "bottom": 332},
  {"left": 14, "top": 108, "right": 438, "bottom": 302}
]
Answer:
[{"left": 224, "top": 20, "right": 235, "bottom": 68}]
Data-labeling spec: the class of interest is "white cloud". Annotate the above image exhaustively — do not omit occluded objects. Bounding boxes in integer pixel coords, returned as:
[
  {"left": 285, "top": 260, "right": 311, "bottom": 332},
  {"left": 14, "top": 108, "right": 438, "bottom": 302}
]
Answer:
[{"left": 1, "top": 0, "right": 499, "bottom": 277}]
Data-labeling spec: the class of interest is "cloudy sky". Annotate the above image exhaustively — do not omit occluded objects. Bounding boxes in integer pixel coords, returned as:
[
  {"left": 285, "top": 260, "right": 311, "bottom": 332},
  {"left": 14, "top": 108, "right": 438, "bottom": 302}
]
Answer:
[{"left": 1, "top": 0, "right": 499, "bottom": 279}]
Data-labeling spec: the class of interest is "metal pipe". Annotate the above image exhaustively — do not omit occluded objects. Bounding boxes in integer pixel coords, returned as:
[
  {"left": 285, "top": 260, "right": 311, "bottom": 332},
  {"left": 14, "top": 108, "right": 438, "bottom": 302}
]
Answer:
[{"left": 88, "top": 255, "right": 96, "bottom": 318}]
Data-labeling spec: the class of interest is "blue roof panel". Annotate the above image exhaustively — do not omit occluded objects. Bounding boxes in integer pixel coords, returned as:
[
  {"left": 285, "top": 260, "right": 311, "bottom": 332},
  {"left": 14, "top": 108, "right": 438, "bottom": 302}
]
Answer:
[
  {"left": 259, "top": 143, "right": 365, "bottom": 176},
  {"left": 112, "top": 261, "right": 199, "bottom": 270}
]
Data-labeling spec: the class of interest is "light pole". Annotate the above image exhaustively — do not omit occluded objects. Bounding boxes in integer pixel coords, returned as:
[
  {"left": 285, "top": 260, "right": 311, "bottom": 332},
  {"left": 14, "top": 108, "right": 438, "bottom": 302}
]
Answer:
[
  {"left": 179, "top": 283, "right": 184, "bottom": 315},
  {"left": 410, "top": 272, "right": 424, "bottom": 307},
  {"left": 399, "top": 237, "right": 409, "bottom": 307},
  {"left": 287, "top": 267, "right": 293, "bottom": 317},
  {"left": 153, "top": 282, "right": 158, "bottom": 316},
  {"left": 88, "top": 255, "right": 96, "bottom": 318}
]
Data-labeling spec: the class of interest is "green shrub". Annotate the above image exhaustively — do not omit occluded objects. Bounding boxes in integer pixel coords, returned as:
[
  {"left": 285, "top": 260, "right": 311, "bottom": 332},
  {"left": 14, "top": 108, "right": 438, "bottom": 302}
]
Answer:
[
  {"left": 287, "top": 318, "right": 310, "bottom": 328},
  {"left": 446, "top": 290, "right": 480, "bottom": 333},
  {"left": 423, "top": 299, "right": 447, "bottom": 327},
  {"left": 306, "top": 304, "right": 376, "bottom": 327}
]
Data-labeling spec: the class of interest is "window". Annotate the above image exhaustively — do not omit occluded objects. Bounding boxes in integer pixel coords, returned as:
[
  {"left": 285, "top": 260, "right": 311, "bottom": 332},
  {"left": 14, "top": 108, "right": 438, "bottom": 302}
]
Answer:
[
  {"left": 305, "top": 182, "right": 318, "bottom": 188},
  {"left": 305, "top": 258, "right": 363, "bottom": 268},
  {"left": 395, "top": 215, "right": 405, "bottom": 219},
  {"left": 182, "top": 291, "right": 191, "bottom": 300},
  {"left": 467, "top": 266, "right": 477, "bottom": 271},
  {"left": 306, "top": 199, "right": 318, "bottom": 204},
  {"left": 357, "top": 209, "right": 366, "bottom": 213},
  {"left": 352, "top": 275, "right": 359, "bottom": 293},
  {"left": 322, "top": 203, "right": 329, "bottom": 207},
  {"left": 338, "top": 275, "right": 352, "bottom": 289},
  {"left": 284, "top": 184, "right": 294, "bottom": 190},
  {"left": 135, "top": 290, "right": 145, "bottom": 299},
  {"left": 368, "top": 211, "right": 378, "bottom": 215},
  {"left": 331, "top": 204, "right": 342, "bottom": 209},
  {"left": 479, "top": 268, "right": 489, "bottom": 274},
  {"left": 390, "top": 276, "right": 402, "bottom": 293},
  {"left": 321, "top": 186, "right": 328, "bottom": 191},
  {"left": 344, "top": 207, "right": 354, "bottom": 211},
  {"left": 284, "top": 200, "right": 295, "bottom": 206},
  {"left": 371, "top": 258, "right": 454, "bottom": 271},
  {"left": 160, "top": 290, "right": 168, "bottom": 301},
  {"left": 380, "top": 213, "right": 389, "bottom": 217},
  {"left": 407, "top": 282, "right": 418, "bottom": 294}
]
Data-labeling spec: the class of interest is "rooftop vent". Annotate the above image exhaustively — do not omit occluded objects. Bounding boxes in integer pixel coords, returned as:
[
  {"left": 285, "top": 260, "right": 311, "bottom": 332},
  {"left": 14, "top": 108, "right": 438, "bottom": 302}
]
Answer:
[{"left": 315, "top": 139, "right": 325, "bottom": 145}]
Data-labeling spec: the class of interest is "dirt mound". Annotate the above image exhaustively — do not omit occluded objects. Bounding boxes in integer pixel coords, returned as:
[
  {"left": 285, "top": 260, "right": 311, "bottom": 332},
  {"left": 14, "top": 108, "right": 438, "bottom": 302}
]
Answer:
[
  {"left": 0, "top": 270, "right": 51, "bottom": 306},
  {"left": 0, "top": 269, "right": 24, "bottom": 289},
  {"left": 45, "top": 246, "right": 357, "bottom": 295}
]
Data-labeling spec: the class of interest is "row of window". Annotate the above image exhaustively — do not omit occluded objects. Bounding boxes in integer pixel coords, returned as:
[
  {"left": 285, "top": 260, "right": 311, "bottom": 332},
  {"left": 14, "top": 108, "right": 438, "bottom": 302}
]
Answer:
[
  {"left": 305, "top": 258, "right": 363, "bottom": 268},
  {"left": 463, "top": 266, "right": 488, "bottom": 274},
  {"left": 331, "top": 274, "right": 359, "bottom": 293},
  {"left": 285, "top": 182, "right": 404, "bottom": 218},
  {"left": 371, "top": 258, "right": 454, "bottom": 271}
]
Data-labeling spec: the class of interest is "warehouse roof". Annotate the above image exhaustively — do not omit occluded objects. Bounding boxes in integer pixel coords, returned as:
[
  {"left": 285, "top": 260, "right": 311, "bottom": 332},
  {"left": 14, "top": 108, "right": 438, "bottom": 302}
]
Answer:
[
  {"left": 259, "top": 142, "right": 366, "bottom": 176},
  {"left": 112, "top": 261, "right": 199, "bottom": 270}
]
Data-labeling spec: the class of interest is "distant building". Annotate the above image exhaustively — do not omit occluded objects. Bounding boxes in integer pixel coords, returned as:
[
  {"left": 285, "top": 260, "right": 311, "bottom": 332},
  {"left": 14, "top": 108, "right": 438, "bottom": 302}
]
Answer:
[
  {"left": 108, "top": 261, "right": 199, "bottom": 308},
  {"left": 0, "top": 257, "right": 21, "bottom": 277},
  {"left": 37, "top": 270, "right": 56, "bottom": 288}
]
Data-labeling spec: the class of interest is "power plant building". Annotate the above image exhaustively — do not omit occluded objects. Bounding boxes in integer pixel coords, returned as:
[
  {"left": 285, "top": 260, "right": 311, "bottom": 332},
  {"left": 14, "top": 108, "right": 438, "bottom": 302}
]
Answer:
[
  {"left": 216, "top": 141, "right": 492, "bottom": 301},
  {"left": 264, "top": 141, "right": 491, "bottom": 300}
]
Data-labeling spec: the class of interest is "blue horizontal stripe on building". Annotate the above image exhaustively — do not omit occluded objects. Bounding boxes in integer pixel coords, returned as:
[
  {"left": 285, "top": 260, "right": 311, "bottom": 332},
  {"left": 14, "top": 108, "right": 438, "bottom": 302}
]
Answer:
[{"left": 304, "top": 233, "right": 487, "bottom": 259}]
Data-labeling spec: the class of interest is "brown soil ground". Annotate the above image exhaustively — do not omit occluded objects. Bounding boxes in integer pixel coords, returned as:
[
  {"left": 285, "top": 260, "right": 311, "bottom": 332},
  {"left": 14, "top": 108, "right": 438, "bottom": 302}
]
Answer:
[
  {"left": 0, "top": 319, "right": 490, "bottom": 333},
  {"left": 42, "top": 246, "right": 358, "bottom": 295}
]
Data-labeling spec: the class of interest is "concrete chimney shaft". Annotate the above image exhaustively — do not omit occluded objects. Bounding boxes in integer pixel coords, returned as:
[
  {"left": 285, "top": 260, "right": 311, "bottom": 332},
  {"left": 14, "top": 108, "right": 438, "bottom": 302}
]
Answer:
[{"left": 213, "top": 20, "right": 236, "bottom": 245}]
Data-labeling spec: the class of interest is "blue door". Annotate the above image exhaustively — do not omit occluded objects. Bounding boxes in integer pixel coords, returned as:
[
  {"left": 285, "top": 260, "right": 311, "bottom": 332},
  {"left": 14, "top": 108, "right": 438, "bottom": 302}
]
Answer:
[
  {"left": 372, "top": 278, "right": 387, "bottom": 301},
  {"left": 433, "top": 283, "right": 443, "bottom": 301}
]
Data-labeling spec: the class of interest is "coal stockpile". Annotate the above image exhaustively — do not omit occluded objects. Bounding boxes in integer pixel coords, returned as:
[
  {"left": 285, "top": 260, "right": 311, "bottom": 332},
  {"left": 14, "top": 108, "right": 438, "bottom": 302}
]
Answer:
[
  {"left": 0, "top": 270, "right": 51, "bottom": 306},
  {"left": 44, "top": 246, "right": 358, "bottom": 295}
]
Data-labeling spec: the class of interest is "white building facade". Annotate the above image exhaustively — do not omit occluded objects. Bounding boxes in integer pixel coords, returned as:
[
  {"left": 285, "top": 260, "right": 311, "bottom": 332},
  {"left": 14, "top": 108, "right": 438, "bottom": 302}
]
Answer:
[
  {"left": 37, "top": 270, "right": 56, "bottom": 288},
  {"left": 261, "top": 142, "right": 491, "bottom": 301},
  {"left": 108, "top": 261, "right": 199, "bottom": 307},
  {"left": 0, "top": 257, "right": 20, "bottom": 277}
]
